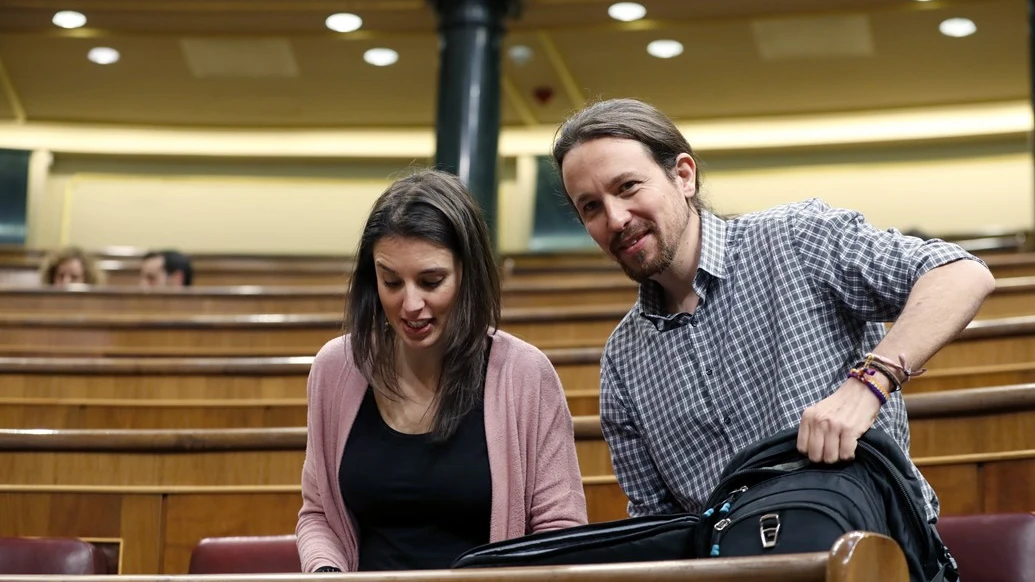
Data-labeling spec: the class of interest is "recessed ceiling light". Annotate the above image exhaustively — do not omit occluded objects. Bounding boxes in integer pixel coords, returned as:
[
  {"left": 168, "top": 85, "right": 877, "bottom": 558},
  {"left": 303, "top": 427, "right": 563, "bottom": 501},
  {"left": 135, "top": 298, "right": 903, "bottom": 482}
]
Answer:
[
  {"left": 647, "top": 39, "right": 683, "bottom": 59},
  {"left": 939, "top": 17, "right": 976, "bottom": 37},
  {"left": 52, "top": 10, "right": 86, "bottom": 29},
  {"left": 508, "top": 44, "right": 534, "bottom": 66},
  {"left": 608, "top": 2, "right": 647, "bottom": 22},
  {"left": 325, "top": 12, "right": 362, "bottom": 33},
  {"left": 87, "top": 46, "right": 119, "bottom": 65},
  {"left": 364, "top": 48, "right": 398, "bottom": 66}
]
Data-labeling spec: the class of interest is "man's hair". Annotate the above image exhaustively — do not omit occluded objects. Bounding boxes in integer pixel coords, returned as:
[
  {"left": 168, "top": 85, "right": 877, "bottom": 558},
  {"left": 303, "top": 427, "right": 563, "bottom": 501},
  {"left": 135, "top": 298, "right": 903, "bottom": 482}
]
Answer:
[
  {"left": 143, "top": 250, "right": 193, "bottom": 286},
  {"left": 346, "top": 169, "right": 501, "bottom": 441},
  {"left": 552, "top": 97, "right": 709, "bottom": 215}
]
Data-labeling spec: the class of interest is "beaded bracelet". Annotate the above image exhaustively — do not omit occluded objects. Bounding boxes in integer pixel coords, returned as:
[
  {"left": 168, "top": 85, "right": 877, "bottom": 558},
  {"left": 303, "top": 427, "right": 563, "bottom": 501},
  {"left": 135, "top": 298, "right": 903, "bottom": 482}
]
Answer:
[{"left": 849, "top": 367, "right": 889, "bottom": 406}]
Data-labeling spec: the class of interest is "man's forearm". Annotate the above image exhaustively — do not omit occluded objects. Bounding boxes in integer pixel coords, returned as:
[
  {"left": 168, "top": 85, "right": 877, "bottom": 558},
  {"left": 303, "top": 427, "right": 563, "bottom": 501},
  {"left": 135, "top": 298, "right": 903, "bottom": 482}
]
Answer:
[{"left": 871, "top": 259, "right": 995, "bottom": 379}]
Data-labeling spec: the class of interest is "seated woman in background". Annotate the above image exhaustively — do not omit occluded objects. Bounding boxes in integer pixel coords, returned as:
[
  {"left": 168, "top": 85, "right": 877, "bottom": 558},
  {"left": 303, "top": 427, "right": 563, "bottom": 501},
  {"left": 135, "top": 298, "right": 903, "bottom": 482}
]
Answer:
[
  {"left": 39, "top": 246, "right": 104, "bottom": 287},
  {"left": 296, "top": 169, "right": 588, "bottom": 573}
]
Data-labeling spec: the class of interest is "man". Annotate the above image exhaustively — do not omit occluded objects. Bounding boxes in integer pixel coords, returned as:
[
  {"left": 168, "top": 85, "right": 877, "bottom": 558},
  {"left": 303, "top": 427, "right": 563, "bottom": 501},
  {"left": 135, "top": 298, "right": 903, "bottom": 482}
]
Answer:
[
  {"left": 139, "top": 250, "right": 193, "bottom": 288},
  {"left": 551, "top": 98, "right": 995, "bottom": 523}
]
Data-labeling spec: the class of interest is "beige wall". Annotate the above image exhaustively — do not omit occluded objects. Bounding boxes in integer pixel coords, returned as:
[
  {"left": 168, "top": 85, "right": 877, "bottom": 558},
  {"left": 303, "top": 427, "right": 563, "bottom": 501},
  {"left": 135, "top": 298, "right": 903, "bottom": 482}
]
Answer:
[
  {"left": 30, "top": 156, "right": 531, "bottom": 255},
  {"left": 16, "top": 101, "right": 1035, "bottom": 255},
  {"left": 702, "top": 139, "right": 1034, "bottom": 235}
]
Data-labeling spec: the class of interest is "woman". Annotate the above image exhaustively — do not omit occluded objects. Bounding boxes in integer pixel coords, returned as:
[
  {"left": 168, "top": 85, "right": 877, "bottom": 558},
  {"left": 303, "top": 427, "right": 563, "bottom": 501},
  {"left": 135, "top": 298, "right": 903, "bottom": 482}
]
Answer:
[
  {"left": 296, "top": 170, "right": 588, "bottom": 572},
  {"left": 39, "top": 246, "right": 104, "bottom": 287}
]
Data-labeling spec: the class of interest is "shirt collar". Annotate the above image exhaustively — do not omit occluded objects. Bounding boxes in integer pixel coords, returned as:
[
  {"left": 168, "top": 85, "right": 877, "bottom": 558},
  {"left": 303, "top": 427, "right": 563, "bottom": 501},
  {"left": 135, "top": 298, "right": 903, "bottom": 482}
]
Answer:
[{"left": 637, "top": 209, "right": 728, "bottom": 324}]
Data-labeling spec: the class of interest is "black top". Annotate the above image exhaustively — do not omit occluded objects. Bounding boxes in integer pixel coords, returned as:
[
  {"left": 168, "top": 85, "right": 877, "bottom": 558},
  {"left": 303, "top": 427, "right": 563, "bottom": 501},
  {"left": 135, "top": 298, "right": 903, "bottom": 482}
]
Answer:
[{"left": 339, "top": 349, "right": 493, "bottom": 571}]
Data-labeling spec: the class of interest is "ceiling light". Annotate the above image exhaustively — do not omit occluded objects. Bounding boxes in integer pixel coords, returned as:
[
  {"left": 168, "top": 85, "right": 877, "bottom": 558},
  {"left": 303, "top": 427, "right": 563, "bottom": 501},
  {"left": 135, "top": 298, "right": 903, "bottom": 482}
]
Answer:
[
  {"left": 647, "top": 39, "right": 683, "bottom": 59},
  {"left": 939, "top": 17, "right": 976, "bottom": 38},
  {"left": 325, "top": 12, "right": 362, "bottom": 33},
  {"left": 608, "top": 2, "right": 647, "bottom": 22},
  {"left": 508, "top": 44, "right": 534, "bottom": 66},
  {"left": 87, "top": 47, "right": 119, "bottom": 65},
  {"left": 364, "top": 48, "right": 398, "bottom": 67},
  {"left": 52, "top": 10, "right": 86, "bottom": 29}
]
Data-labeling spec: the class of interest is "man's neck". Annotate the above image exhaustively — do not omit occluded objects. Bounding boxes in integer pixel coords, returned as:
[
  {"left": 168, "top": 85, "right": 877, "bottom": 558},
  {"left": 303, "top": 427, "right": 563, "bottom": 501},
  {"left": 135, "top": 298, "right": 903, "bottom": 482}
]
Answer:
[{"left": 652, "top": 211, "right": 702, "bottom": 315}]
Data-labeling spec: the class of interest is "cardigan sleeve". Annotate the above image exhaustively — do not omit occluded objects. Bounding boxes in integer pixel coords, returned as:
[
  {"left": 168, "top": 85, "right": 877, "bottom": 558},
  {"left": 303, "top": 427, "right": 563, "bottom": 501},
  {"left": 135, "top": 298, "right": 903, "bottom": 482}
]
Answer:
[
  {"left": 525, "top": 347, "right": 589, "bottom": 532},
  {"left": 296, "top": 343, "right": 354, "bottom": 572}
]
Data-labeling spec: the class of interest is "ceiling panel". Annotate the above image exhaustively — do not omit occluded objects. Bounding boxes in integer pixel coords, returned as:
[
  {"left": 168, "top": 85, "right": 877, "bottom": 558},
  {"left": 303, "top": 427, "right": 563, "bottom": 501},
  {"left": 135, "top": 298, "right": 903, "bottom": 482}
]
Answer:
[
  {"left": 0, "top": 0, "right": 1025, "bottom": 128},
  {"left": 556, "top": 0, "right": 1027, "bottom": 121}
]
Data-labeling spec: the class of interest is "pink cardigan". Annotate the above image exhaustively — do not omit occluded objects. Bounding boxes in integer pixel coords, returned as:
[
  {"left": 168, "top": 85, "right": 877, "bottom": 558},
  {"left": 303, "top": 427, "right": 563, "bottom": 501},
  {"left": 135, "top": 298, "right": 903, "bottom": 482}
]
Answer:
[{"left": 295, "top": 330, "right": 589, "bottom": 572}]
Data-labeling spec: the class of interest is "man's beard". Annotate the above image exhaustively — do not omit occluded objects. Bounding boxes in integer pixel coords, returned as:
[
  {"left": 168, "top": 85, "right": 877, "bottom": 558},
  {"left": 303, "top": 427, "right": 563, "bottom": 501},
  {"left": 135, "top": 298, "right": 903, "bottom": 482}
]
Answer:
[
  {"left": 618, "top": 237, "right": 675, "bottom": 283},
  {"left": 611, "top": 221, "right": 676, "bottom": 283}
]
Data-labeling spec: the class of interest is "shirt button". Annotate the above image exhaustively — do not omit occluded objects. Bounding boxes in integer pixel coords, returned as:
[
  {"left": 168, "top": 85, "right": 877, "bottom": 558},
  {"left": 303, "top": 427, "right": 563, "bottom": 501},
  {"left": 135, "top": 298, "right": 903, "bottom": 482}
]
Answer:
[
  {"left": 705, "top": 367, "right": 713, "bottom": 376},
  {"left": 722, "top": 416, "right": 731, "bottom": 425}
]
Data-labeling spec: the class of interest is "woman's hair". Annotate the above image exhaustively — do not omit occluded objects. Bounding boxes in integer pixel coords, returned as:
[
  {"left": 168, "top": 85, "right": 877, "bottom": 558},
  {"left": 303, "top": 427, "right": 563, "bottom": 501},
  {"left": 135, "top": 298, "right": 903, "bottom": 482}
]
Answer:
[
  {"left": 346, "top": 169, "right": 502, "bottom": 441},
  {"left": 39, "top": 246, "right": 105, "bottom": 285}
]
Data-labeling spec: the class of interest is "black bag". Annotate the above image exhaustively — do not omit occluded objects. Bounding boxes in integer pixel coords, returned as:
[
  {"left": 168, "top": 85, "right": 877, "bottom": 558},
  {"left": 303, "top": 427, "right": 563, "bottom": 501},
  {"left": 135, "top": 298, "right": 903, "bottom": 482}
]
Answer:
[
  {"left": 693, "top": 427, "right": 958, "bottom": 582},
  {"left": 451, "top": 513, "right": 699, "bottom": 568}
]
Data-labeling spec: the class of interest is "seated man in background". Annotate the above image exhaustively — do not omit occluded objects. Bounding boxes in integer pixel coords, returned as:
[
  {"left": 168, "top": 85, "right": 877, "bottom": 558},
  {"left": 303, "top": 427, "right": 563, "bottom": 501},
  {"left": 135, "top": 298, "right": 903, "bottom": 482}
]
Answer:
[
  {"left": 39, "top": 246, "right": 105, "bottom": 287},
  {"left": 139, "top": 250, "right": 193, "bottom": 288},
  {"left": 550, "top": 97, "right": 995, "bottom": 524}
]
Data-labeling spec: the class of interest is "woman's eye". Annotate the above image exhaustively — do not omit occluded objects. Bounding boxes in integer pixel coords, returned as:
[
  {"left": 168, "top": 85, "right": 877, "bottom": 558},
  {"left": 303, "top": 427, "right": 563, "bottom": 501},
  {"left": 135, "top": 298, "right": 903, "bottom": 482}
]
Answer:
[
  {"left": 422, "top": 279, "right": 444, "bottom": 289},
  {"left": 382, "top": 280, "right": 402, "bottom": 289}
]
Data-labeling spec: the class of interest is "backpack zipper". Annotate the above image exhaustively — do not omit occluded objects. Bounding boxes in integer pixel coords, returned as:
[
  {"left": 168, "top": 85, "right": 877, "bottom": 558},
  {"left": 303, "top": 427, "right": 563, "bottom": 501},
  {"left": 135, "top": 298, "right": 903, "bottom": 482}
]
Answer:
[
  {"left": 857, "top": 442, "right": 925, "bottom": 533},
  {"left": 708, "top": 502, "right": 854, "bottom": 557}
]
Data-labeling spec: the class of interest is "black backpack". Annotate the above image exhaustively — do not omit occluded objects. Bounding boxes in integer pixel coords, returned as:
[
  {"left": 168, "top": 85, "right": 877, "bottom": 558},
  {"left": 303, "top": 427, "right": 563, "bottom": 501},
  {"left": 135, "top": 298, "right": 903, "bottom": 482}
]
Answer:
[
  {"left": 451, "top": 513, "right": 699, "bottom": 568},
  {"left": 693, "top": 427, "right": 959, "bottom": 582}
]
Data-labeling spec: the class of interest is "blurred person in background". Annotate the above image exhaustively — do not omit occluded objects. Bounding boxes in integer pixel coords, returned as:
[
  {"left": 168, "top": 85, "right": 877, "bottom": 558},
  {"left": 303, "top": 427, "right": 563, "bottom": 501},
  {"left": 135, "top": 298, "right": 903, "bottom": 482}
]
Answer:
[
  {"left": 39, "top": 246, "right": 105, "bottom": 287},
  {"left": 139, "top": 249, "right": 193, "bottom": 287}
]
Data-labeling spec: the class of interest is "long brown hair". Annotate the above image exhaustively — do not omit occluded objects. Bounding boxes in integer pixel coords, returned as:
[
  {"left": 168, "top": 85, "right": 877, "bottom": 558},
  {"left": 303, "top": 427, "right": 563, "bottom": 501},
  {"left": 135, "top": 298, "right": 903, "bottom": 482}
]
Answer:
[{"left": 346, "top": 169, "right": 502, "bottom": 440}]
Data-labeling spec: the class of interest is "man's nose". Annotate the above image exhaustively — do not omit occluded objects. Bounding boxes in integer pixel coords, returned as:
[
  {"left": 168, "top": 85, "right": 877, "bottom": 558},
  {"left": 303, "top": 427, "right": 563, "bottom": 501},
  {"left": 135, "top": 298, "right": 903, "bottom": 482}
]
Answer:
[{"left": 605, "top": 198, "right": 632, "bottom": 232}]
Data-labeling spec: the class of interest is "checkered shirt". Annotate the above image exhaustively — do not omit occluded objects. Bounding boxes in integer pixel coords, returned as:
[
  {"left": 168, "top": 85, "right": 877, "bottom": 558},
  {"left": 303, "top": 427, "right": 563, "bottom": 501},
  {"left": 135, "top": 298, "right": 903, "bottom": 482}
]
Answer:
[{"left": 600, "top": 198, "right": 984, "bottom": 523}]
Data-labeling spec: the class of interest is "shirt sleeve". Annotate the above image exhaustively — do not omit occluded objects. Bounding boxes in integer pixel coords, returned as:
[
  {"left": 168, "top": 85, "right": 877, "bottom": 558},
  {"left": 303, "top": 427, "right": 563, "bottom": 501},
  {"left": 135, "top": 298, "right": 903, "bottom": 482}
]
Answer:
[
  {"left": 600, "top": 352, "right": 683, "bottom": 517},
  {"left": 789, "top": 199, "right": 987, "bottom": 322},
  {"left": 296, "top": 345, "right": 354, "bottom": 572},
  {"left": 525, "top": 352, "right": 590, "bottom": 532}
]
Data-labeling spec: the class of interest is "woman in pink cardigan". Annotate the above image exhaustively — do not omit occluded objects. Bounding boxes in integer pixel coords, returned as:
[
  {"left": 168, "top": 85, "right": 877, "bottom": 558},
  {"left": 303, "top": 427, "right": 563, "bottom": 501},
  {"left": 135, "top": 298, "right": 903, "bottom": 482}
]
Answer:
[{"left": 296, "top": 170, "right": 588, "bottom": 572}]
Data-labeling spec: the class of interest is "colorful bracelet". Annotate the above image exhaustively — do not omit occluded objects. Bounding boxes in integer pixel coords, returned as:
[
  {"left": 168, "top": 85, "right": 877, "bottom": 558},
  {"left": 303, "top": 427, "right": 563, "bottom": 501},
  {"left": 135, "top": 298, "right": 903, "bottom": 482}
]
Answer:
[
  {"left": 849, "top": 367, "right": 889, "bottom": 406},
  {"left": 865, "top": 352, "right": 926, "bottom": 381},
  {"left": 861, "top": 358, "right": 903, "bottom": 393}
]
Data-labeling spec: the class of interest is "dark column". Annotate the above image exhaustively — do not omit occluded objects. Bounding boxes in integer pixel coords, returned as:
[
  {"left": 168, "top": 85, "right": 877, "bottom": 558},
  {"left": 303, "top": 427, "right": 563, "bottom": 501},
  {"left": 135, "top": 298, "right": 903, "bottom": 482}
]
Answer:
[
  {"left": 0, "top": 148, "right": 30, "bottom": 244},
  {"left": 429, "top": 0, "right": 522, "bottom": 252}
]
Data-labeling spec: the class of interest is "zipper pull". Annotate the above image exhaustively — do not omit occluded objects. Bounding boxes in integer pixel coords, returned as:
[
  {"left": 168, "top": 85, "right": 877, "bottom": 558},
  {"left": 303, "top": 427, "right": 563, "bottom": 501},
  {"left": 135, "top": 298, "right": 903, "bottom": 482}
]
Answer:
[{"left": 709, "top": 517, "right": 732, "bottom": 558}]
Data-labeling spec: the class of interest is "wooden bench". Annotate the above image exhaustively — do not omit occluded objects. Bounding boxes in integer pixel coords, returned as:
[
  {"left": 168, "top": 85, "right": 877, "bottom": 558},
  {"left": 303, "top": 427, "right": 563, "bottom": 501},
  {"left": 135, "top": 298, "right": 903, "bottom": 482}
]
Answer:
[
  {"left": 6, "top": 273, "right": 1035, "bottom": 317},
  {"left": 0, "top": 306, "right": 628, "bottom": 355},
  {"left": 0, "top": 433, "right": 1003, "bottom": 576},
  {"left": 0, "top": 279, "right": 639, "bottom": 314},
  {"left": 1, "top": 312, "right": 1034, "bottom": 368},
  {"left": 0, "top": 382, "right": 1030, "bottom": 492}
]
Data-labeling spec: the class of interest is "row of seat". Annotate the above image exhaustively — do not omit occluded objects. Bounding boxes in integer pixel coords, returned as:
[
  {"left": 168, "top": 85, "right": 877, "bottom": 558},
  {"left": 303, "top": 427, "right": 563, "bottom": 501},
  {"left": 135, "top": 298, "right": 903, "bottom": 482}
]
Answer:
[{"left": 8, "top": 513, "right": 1032, "bottom": 580}]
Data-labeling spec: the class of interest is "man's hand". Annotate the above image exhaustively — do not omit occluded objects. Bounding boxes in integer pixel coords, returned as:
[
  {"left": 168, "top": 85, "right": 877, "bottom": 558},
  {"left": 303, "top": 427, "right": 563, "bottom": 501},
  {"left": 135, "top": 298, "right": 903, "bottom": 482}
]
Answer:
[{"left": 796, "top": 378, "right": 884, "bottom": 464}]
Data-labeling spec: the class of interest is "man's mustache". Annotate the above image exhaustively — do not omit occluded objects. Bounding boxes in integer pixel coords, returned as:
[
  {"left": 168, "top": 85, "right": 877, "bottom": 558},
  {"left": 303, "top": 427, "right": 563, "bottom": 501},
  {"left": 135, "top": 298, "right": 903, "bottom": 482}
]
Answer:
[{"left": 610, "top": 222, "right": 654, "bottom": 255}]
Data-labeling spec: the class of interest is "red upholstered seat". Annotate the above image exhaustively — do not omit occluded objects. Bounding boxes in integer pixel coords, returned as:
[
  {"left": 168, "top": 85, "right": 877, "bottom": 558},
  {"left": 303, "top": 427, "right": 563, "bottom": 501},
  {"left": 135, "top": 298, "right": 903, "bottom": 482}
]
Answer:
[
  {"left": 937, "top": 513, "right": 1035, "bottom": 582},
  {"left": 0, "top": 537, "right": 107, "bottom": 574},
  {"left": 188, "top": 534, "right": 301, "bottom": 574}
]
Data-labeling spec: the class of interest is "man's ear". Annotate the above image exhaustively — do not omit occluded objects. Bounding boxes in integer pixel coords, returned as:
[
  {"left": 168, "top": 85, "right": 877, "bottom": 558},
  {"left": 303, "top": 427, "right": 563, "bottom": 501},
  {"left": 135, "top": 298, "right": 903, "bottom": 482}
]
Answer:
[
  {"left": 170, "top": 270, "right": 184, "bottom": 286},
  {"left": 672, "top": 153, "right": 697, "bottom": 202}
]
